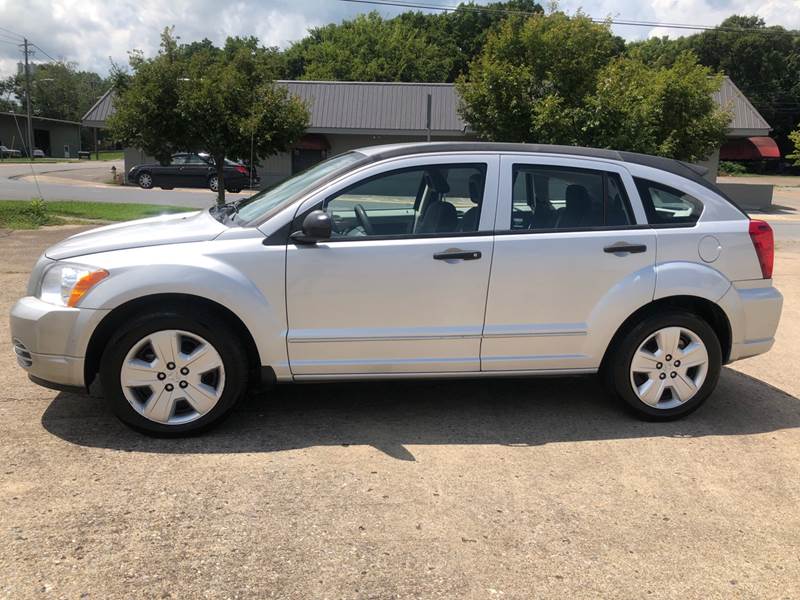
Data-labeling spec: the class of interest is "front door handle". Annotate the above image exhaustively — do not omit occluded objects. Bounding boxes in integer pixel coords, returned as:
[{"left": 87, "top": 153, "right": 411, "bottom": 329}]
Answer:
[
  {"left": 603, "top": 242, "right": 647, "bottom": 254},
  {"left": 433, "top": 248, "right": 482, "bottom": 261}
]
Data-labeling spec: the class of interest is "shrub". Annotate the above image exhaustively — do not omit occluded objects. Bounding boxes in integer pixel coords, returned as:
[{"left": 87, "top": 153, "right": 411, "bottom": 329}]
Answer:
[
  {"left": 26, "top": 198, "right": 50, "bottom": 225},
  {"left": 718, "top": 161, "right": 748, "bottom": 175}
]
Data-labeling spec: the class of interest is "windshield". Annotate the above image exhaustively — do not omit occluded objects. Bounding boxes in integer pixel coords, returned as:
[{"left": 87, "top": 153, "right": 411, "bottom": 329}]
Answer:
[{"left": 234, "top": 151, "right": 368, "bottom": 224}]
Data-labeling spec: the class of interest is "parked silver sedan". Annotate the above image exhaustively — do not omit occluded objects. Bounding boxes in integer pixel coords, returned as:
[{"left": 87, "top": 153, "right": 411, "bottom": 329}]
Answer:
[{"left": 10, "top": 143, "right": 783, "bottom": 435}]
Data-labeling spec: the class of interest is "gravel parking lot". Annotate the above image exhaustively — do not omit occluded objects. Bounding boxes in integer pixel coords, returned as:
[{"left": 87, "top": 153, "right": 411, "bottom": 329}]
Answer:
[{"left": 1, "top": 227, "right": 799, "bottom": 599}]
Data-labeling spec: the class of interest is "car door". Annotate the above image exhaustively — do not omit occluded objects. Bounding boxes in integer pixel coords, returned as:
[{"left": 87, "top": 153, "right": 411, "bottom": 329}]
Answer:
[
  {"left": 158, "top": 154, "right": 186, "bottom": 187},
  {"left": 179, "top": 153, "right": 212, "bottom": 188},
  {"left": 481, "top": 155, "right": 657, "bottom": 372},
  {"left": 285, "top": 154, "right": 499, "bottom": 376}
]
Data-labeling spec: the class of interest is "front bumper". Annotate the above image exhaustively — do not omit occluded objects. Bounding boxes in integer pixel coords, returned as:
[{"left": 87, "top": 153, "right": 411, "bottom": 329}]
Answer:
[
  {"left": 719, "top": 281, "right": 783, "bottom": 362},
  {"left": 10, "top": 296, "right": 109, "bottom": 388}
]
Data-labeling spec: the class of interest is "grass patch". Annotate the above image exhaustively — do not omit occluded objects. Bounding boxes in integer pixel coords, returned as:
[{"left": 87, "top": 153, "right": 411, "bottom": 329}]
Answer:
[
  {"left": 95, "top": 150, "right": 123, "bottom": 161},
  {"left": 0, "top": 199, "right": 196, "bottom": 230},
  {"left": 0, "top": 150, "right": 121, "bottom": 163},
  {"left": 0, "top": 157, "right": 80, "bottom": 164}
]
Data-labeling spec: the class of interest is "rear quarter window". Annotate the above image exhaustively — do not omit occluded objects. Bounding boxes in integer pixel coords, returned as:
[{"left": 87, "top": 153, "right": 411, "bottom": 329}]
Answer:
[{"left": 634, "top": 178, "right": 703, "bottom": 226}]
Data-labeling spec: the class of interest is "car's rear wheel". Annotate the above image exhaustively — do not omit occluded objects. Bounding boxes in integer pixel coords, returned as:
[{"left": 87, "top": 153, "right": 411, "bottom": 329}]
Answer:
[
  {"left": 609, "top": 311, "right": 721, "bottom": 420},
  {"left": 228, "top": 187, "right": 242, "bottom": 194},
  {"left": 208, "top": 175, "right": 219, "bottom": 192},
  {"left": 137, "top": 172, "right": 153, "bottom": 189},
  {"left": 99, "top": 311, "right": 248, "bottom": 436}
]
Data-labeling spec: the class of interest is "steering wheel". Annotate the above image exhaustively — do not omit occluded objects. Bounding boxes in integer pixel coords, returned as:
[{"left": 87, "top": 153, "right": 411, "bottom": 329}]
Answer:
[{"left": 354, "top": 204, "right": 375, "bottom": 236}]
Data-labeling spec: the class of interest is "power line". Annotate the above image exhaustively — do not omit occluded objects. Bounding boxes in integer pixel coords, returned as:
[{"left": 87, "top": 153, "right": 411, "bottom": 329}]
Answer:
[
  {"left": 339, "top": 0, "right": 800, "bottom": 36},
  {"left": 0, "top": 25, "right": 60, "bottom": 64},
  {"left": 0, "top": 25, "right": 23, "bottom": 40},
  {"left": 31, "top": 43, "right": 59, "bottom": 63}
]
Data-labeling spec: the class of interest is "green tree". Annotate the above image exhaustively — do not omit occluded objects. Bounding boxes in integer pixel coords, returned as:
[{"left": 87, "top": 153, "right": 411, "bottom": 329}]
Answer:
[
  {"left": 457, "top": 13, "right": 729, "bottom": 161},
  {"left": 788, "top": 127, "right": 800, "bottom": 165},
  {"left": 455, "top": 11, "right": 624, "bottom": 143},
  {"left": 585, "top": 52, "right": 731, "bottom": 161},
  {"left": 285, "top": 12, "right": 457, "bottom": 82},
  {"left": 2, "top": 61, "right": 106, "bottom": 121},
  {"left": 429, "top": 0, "right": 544, "bottom": 79},
  {"left": 107, "top": 31, "right": 188, "bottom": 165},
  {"left": 108, "top": 28, "right": 309, "bottom": 205},
  {"left": 285, "top": 1, "right": 543, "bottom": 82},
  {"left": 628, "top": 16, "right": 800, "bottom": 154},
  {"left": 0, "top": 78, "right": 17, "bottom": 112}
]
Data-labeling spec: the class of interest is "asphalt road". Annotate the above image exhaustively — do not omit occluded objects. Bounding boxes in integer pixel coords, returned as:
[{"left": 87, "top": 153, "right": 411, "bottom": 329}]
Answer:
[
  {"left": 0, "top": 161, "right": 248, "bottom": 209},
  {"left": 1, "top": 227, "right": 799, "bottom": 598},
  {"left": 769, "top": 220, "right": 800, "bottom": 242}
]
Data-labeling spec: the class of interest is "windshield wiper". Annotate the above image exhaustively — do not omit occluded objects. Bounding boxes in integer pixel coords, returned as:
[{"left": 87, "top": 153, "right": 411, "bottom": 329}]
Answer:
[{"left": 210, "top": 196, "right": 248, "bottom": 224}]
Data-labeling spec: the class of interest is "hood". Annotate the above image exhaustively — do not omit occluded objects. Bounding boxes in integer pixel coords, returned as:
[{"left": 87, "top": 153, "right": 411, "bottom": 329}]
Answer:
[{"left": 45, "top": 210, "right": 227, "bottom": 260}]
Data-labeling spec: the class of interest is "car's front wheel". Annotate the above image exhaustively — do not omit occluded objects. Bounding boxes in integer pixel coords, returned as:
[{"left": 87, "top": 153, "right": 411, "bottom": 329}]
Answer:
[
  {"left": 609, "top": 311, "right": 722, "bottom": 420},
  {"left": 208, "top": 175, "right": 219, "bottom": 192},
  {"left": 99, "top": 310, "right": 248, "bottom": 436},
  {"left": 137, "top": 172, "right": 153, "bottom": 189}
]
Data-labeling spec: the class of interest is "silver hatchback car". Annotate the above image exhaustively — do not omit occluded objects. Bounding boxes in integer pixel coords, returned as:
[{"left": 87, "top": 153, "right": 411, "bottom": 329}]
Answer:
[{"left": 11, "top": 143, "right": 783, "bottom": 435}]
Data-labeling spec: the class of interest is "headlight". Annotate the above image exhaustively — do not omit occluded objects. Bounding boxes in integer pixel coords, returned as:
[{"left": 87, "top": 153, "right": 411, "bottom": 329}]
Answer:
[{"left": 39, "top": 263, "right": 109, "bottom": 307}]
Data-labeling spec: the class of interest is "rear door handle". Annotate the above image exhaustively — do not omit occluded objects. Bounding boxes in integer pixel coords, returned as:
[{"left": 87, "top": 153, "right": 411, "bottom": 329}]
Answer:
[
  {"left": 603, "top": 243, "right": 647, "bottom": 254},
  {"left": 433, "top": 248, "right": 482, "bottom": 261}
]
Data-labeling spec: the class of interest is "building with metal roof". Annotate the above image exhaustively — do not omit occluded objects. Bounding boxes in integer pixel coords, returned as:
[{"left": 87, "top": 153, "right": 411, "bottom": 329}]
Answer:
[
  {"left": 82, "top": 77, "right": 774, "bottom": 186},
  {"left": 0, "top": 112, "right": 81, "bottom": 158},
  {"left": 81, "top": 88, "right": 116, "bottom": 129}
]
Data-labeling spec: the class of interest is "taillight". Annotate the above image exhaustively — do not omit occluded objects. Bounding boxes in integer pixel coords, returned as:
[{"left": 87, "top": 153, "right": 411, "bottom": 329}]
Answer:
[
  {"left": 749, "top": 219, "right": 774, "bottom": 279},
  {"left": 235, "top": 165, "right": 248, "bottom": 175}
]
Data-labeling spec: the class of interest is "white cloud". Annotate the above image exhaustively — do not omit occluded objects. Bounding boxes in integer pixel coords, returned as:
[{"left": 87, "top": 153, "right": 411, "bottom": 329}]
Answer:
[
  {"left": 0, "top": 0, "right": 799, "bottom": 82},
  {"left": 0, "top": 0, "right": 373, "bottom": 77},
  {"left": 559, "top": 0, "right": 800, "bottom": 39}
]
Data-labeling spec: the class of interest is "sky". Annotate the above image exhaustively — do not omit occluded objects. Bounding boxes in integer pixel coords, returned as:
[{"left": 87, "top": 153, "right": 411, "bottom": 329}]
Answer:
[{"left": 1, "top": 0, "right": 799, "bottom": 80}]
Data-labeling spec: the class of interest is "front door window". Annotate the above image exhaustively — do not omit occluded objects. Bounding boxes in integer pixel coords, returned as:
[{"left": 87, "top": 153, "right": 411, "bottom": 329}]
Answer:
[{"left": 324, "top": 164, "right": 487, "bottom": 238}]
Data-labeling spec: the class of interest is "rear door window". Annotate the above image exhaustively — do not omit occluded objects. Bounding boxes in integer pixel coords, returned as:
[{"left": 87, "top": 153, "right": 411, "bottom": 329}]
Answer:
[
  {"left": 634, "top": 178, "right": 703, "bottom": 226},
  {"left": 184, "top": 154, "right": 208, "bottom": 165},
  {"left": 509, "top": 165, "right": 634, "bottom": 230}
]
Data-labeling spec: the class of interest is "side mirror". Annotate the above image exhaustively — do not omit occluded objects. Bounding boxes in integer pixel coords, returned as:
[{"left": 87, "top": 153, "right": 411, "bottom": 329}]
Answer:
[{"left": 290, "top": 210, "right": 332, "bottom": 244}]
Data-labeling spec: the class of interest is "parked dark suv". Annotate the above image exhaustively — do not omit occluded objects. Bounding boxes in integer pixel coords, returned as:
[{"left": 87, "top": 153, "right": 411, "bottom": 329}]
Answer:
[{"left": 127, "top": 152, "right": 259, "bottom": 192}]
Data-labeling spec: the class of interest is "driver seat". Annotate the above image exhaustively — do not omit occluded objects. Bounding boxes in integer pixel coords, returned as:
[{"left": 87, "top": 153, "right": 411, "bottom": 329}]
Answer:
[
  {"left": 459, "top": 173, "right": 484, "bottom": 232},
  {"left": 416, "top": 170, "right": 457, "bottom": 234}
]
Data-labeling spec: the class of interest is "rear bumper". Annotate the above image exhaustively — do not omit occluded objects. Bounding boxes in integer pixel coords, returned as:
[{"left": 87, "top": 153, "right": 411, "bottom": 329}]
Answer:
[
  {"left": 719, "top": 281, "right": 783, "bottom": 362},
  {"left": 10, "top": 296, "right": 109, "bottom": 388}
]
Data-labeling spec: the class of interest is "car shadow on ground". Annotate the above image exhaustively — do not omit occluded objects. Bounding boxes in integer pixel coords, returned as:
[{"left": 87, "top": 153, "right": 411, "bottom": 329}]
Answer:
[
  {"left": 763, "top": 203, "right": 798, "bottom": 215},
  {"left": 41, "top": 368, "right": 800, "bottom": 461}
]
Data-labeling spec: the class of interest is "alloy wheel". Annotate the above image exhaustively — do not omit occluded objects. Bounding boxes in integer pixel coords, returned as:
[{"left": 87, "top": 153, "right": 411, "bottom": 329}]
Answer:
[
  {"left": 119, "top": 329, "right": 226, "bottom": 425},
  {"left": 209, "top": 176, "right": 219, "bottom": 192},
  {"left": 629, "top": 326, "right": 709, "bottom": 409},
  {"left": 138, "top": 173, "right": 152, "bottom": 188}
]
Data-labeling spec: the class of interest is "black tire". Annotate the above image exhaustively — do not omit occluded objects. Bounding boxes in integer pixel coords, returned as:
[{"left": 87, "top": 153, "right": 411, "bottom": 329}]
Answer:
[
  {"left": 137, "top": 171, "right": 153, "bottom": 189},
  {"left": 208, "top": 175, "right": 219, "bottom": 192},
  {"left": 608, "top": 311, "right": 722, "bottom": 421},
  {"left": 99, "top": 309, "right": 249, "bottom": 436},
  {"left": 228, "top": 187, "right": 242, "bottom": 194}
]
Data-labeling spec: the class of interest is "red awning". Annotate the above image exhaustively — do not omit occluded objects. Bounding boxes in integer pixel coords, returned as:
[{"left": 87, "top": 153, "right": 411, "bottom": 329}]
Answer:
[
  {"left": 720, "top": 136, "right": 780, "bottom": 161},
  {"left": 294, "top": 134, "right": 330, "bottom": 151}
]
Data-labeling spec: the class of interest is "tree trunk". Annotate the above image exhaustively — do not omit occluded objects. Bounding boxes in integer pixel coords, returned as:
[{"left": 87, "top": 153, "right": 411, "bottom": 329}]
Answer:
[{"left": 215, "top": 153, "right": 226, "bottom": 206}]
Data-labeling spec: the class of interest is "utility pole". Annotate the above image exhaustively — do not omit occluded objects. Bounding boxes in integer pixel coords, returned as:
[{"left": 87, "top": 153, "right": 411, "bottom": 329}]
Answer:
[
  {"left": 425, "top": 93, "right": 432, "bottom": 143},
  {"left": 22, "top": 38, "right": 34, "bottom": 160}
]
